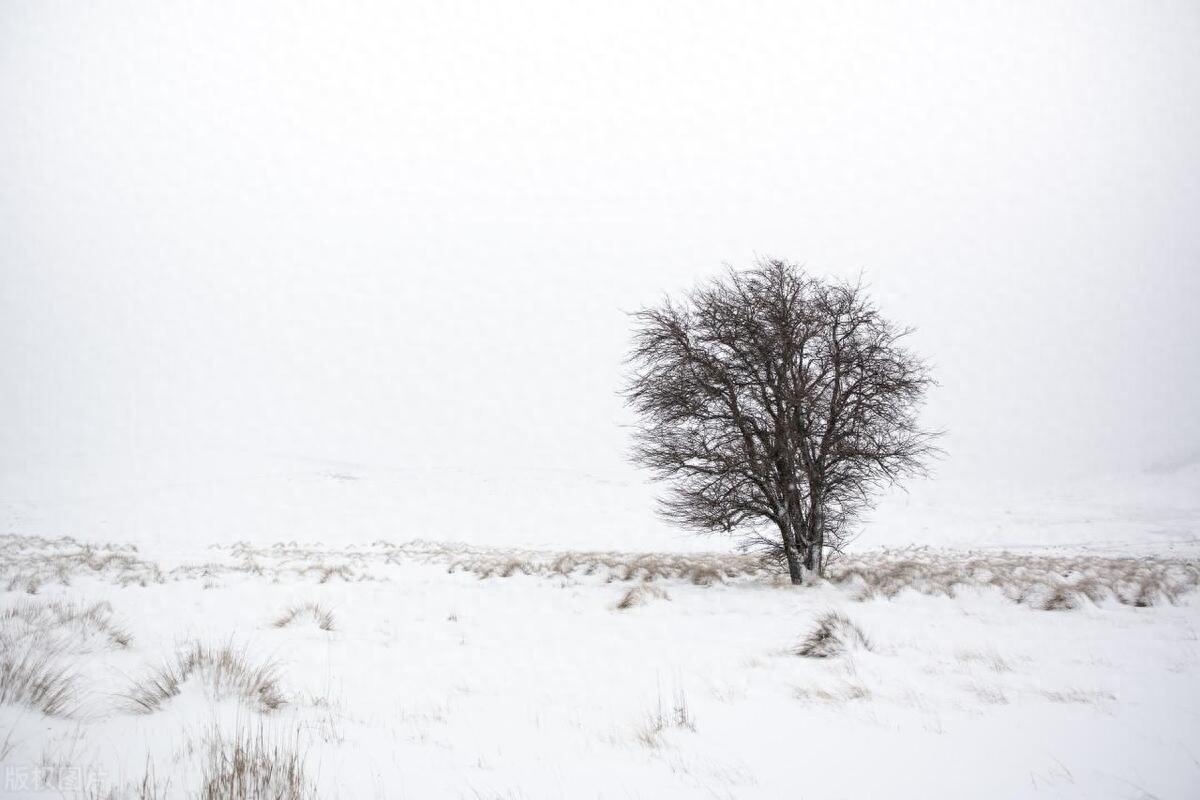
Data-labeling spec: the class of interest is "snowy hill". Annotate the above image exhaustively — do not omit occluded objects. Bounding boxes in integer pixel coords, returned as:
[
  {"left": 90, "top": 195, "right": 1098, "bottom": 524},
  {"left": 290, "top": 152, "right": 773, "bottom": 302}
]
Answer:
[{"left": 3, "top": 450, "right": 1196, "bottom": 565}]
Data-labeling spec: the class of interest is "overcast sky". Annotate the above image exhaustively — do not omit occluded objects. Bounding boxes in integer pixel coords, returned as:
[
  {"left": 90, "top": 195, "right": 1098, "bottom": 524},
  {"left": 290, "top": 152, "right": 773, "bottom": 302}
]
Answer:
[{"left": 2, "top": 0, "right": 1198, "bottom": 487}]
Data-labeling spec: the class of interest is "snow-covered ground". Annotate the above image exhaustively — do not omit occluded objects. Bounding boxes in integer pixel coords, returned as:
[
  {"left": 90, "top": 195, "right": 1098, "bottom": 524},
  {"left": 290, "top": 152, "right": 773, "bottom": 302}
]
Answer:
[
  {"left": 1, "top": 460, "right": 1198, "bottom": 798},
  {"left": 3, "top": 450, "right": 1198, "bottom": 559}
]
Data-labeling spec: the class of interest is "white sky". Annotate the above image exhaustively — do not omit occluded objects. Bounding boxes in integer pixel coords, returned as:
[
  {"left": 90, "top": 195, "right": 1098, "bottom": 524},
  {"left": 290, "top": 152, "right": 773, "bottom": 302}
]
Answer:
[{"left": 2, "top": 0, "right": 1199, "bottom": 486}]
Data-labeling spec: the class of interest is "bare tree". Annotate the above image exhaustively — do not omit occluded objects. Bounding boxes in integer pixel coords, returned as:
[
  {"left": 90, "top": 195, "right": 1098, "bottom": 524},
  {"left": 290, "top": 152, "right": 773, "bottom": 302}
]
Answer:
[{"left": 625, "top": 259, "right": 938, "bottom": 583}]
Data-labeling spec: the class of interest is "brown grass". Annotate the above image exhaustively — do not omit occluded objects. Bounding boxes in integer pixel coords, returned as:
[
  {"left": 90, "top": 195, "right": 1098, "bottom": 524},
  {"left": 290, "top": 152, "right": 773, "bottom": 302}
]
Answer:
[
  {"left": 955, "top": 649, "right": 1012, "bottom": 673},
  {"left": 636, "top": 683, "right": 696, "bottom": 747},
  {"left": 272, "top": 602, "right": 335, "bottom": 631},
  {"left": 122, "top": 643, "right": 285, "bottom": 714},
  {"left": 615, "top": 585, "right": 670, "bottom": 610},
  {"left": 794, "top": 611, "right": 872, "bottom": 658},
  {"left": 7, "top": 533, "right": 1194, "bottom": 616},
  {"left": 1042, "top": 688, "right": 1116, "bottom": 704},
  {"left": 825, "top": 547, "right": 1199, "bottom": 609},
  {"left": 0, "top": 534, "right": 164, "bottom": 591},
  {"left": 198, "top": 724, "right": 314, "bottom": 800},
  {"left": 0, "top": 637, "right": 77, "bottom": 716},
  {"left": 793, "top": 680, "right": 872, "bottom": 703},
  {"left": 968, "top": 683, "right": 1010, "bottom": 705},
  {"left": 439, "top": 545, "right": 773, "bottom": 584},
  {"left": 1, "top": 599, "right": 132, "bottom": 651},
  {"left": 0, "top": 599, "right": 137, "bottom": 719}
]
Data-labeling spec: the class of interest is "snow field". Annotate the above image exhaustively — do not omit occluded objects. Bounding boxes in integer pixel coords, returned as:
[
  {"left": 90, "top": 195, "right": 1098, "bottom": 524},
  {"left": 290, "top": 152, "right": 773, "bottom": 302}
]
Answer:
[{"left": 2, "top": 536, "right": 1198, "bottom": 799}]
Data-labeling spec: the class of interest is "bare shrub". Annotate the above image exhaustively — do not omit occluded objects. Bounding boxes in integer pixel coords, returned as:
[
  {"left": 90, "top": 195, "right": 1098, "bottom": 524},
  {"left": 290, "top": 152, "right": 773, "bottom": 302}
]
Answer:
[
  {"left": 0, "top": 638, "right": 77, "bottom": 716},
  {"left": 794, "top": 612, "right": 872, "bottom": 658},
  {"left": 123, "top": 643, "right": 285, "bottom": 714},
  {"left": 616, "top": 585, "right": 670, "bottom": 610},
  {"left": 273, "top": 603, "right": 334, "bottom": 631}
]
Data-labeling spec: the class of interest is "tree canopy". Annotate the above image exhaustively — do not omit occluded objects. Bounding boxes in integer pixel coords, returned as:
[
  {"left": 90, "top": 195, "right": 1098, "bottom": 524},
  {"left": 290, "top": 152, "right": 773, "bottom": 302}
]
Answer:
[{"left": 625, "top": 259, "right": 938, "bottom": 583}]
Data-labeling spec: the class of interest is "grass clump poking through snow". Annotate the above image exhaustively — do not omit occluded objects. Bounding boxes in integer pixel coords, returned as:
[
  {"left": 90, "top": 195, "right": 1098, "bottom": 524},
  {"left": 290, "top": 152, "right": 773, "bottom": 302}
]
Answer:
[
  {"left": 827, "top": 547, "right": 1199, "bottom": 608},
  {"left": 794, "top": 612, "right": 873, "bottom": 658},
  {"left": 198, "top": 724, "right": 314, "bottom": 800},
  {"left": 637, "top": 682, "right": 696, "bottom": 748},
  {"left": 0, "top": 534, "right": 164, "bottom": 590},
  {"left": 0, "top": 598, "right": 137, "bottom": 718},
  {"left": 273, "top": 602, "right": 335, "bottom": 631},
  {"left": 437, "top": 544, "right": 772, "bottom": 584},
  {"left": 1, "top": 599, "right": 132, "bottom": 651},
  {"left": 0, "top": 638, "right": 77, "bottom": 716},
  {"left": 616, "top": 584, "right": 670, "bottom": 610},
  {"left": 123, "top": 643, "right": 285, "bottom": 714}
]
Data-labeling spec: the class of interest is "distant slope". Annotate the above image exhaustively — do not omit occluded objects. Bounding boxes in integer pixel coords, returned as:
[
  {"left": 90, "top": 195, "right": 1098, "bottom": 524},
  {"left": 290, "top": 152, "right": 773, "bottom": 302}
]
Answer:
[{"left": 2, "top": 451, "right": 1196, "bottom": 563}]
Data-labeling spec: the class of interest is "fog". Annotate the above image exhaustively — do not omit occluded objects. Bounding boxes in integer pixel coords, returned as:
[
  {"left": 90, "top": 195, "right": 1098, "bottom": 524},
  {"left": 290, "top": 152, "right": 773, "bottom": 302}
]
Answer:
[{"left": 3, "top": 0, "right": 1198, "bottom": 497}]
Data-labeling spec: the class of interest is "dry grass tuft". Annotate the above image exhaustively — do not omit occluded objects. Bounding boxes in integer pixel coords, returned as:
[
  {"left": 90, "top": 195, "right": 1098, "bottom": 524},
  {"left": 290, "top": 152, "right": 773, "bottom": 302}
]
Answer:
[
  {"left": 956, "top": 649, "right": 1012, "bottom": 673},
  {"left": 688, "top": 565, "right": 724, "bottom": 586},
  {"left": 826, "top": 547, "right": 1200, "bottom": 610},
  {"left": 1040, "top": 584, "right": 1080, "bottom": 611},
  {"left": 1042, "top": 688, "right": 1116, "bottom": 704},
  {"left": 0, "top": 534, "right": 164, "bottom": 590},
  {"left": 0, "top": 599, "right": 136, "bottom": 719},
  {"left": 616, "top": 585, "right": 670, "bottom": 610},
  {"left": 793, "top": 680, "right": 872, "bottom": 703},
  {"left": 794, "top": 611, "right": 872, "bottom": 658},
  {"left": 439, "top": 544, "right": 773, "bottom": 584},
  {"left": 0, "top": 638, "right": 77, "bottom": 716},
  {"left": 123, "top": 643, "right": 285, "bottom": 714},
  {"left": 9, "top": 532, "right": 1193, "bottom": 615},
  {"left": 1, "top": 599, "right": 132, "bottom": 651},
  {"left": 198, "top": 724, "right": 314, "bottom": 800},
  {"left": 636, "top": 683, "right": 695, "bottom": 747},
  {"left": 272, "top": 602, "right": 335, "bottom": 631},
  {"left": 207, "top": 541, "right": 1198, "bottom": 614},
  {"left": 0, "top": 723, "right": 16, "bottom": 760},
  {"left": 968, "top": 683, "right": 1010, "bottom": 705}
]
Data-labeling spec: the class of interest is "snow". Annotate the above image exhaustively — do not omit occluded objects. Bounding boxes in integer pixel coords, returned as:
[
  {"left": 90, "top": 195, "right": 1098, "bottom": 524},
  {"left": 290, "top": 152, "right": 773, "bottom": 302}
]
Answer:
[
  {"left": 4, "top": 451, "right": 1197, "bottom": 561},
  {"left": 1, "top": 464, "right": 1198, "bottom": 798}
]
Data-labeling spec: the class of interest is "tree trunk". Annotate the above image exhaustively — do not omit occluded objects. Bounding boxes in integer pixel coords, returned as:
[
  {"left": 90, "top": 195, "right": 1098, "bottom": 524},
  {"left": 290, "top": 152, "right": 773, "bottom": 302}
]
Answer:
[
  {"left": 803, "top": 536, "right": 823, "bottom": 581},
  {"left": 802, "top": 502, "right": 824, "bottom": 581},
  {"left": 778, "top": 519, "right": 804, "bottom": 585}
]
